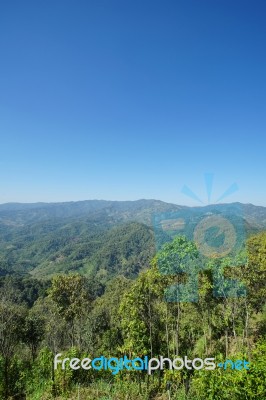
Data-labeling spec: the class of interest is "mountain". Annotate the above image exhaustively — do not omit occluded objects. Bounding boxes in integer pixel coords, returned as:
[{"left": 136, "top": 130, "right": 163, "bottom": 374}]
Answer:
[
  {"left": 0, "top": 199, "right": 182, "bottom": 224},
  {"left": 0, "top": 199, "right": 265, "bottom": 280}
]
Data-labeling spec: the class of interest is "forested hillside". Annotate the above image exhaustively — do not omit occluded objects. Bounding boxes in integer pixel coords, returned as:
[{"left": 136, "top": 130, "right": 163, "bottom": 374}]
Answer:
[
  {"left": 0, "top": 200, "right": 265, "bottom": 279},
  {"left": 0, "top": 220, "right": 154, "bottom": 281},
  {"left": 0, "top": 200, "right": 266, "bottom": 399},
  {"left": 0, "top": 232, "right": 265, "bottom": 399}
]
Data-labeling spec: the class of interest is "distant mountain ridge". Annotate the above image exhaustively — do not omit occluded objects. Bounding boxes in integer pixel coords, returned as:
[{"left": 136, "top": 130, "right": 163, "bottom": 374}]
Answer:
[
  {"left": 0, "top": 199, "right": 266, "bottom": 227},
  {"left": 0, "top": 199, "right": 265, "bottom": 280},
  {"left": 0, "top": 199, "right": 184, "bottom": 226}
]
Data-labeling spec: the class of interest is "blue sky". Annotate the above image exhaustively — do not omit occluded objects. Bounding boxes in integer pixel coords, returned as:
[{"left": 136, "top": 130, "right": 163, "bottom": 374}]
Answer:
[{"left": 0, "top": 0, "right": 265, "bottom": 206}]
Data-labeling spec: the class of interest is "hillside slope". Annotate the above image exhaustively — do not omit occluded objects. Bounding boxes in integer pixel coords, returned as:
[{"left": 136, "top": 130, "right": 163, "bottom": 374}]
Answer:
[{"left": 0, "top": 199, "right": 265, "bottom": 279}]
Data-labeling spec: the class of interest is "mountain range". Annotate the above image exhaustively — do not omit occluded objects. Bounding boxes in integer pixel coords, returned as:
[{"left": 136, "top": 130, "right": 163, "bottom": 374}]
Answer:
[{"left": 0, "top": 199, "right": 265, "bottom": 280}]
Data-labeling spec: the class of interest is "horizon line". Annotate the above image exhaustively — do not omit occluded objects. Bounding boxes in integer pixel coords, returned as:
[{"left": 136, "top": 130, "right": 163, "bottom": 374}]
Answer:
[{"left": 0, "top": 199, "right": 262, "bottom": 208}]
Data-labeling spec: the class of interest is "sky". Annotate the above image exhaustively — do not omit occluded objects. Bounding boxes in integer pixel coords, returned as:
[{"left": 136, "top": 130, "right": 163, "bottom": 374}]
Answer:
[{"left": 0, "top": 0, "right": 266, "bottom": 206}]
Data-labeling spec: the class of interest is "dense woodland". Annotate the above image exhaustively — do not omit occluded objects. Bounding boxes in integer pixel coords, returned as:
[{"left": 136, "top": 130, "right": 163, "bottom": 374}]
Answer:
[{"left": 0, "top": 201, "right": 266, "bottom": 399}]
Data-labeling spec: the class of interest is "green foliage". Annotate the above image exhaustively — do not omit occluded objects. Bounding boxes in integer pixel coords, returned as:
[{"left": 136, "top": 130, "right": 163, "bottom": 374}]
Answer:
[
  {"left": 0, "top": 219, "right": 155, "bottom": 282},
  {"left": 0, "top": 225, "right": 266, "bottom": 398},
  {"left": 48, "top": 274, "right": 91, "bottom": 322},
  {"left": 191, "top": 343, "right": 266, "bottom": 400},
  {"left": 245, "top": 232, "right": 266, "bottom": 311}
]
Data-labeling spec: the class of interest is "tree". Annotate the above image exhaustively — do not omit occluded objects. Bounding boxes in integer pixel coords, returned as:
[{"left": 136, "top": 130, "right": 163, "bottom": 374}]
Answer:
[
  {"left": 48, "top": 274, "right": 92, "bottom": 347},
  {"left": 23, "top": 310, "right": 45, "bottom": 361},
  {"left": 0, "top": 297, "right": 26, "bottom": 399},
  {"left": 246, "top": 233, "right": 266, "bottom": 312}
]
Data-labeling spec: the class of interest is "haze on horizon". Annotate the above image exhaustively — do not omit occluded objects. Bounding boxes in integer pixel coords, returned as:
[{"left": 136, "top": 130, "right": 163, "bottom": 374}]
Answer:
[{"left": 0, "top": 198, "right": 264, "bottom": 211}]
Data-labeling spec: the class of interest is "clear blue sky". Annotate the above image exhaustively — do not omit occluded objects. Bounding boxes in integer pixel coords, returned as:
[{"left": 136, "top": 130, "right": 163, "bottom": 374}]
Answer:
[{"left": 0, "top": 0, "right": 265, "bottom": 206}]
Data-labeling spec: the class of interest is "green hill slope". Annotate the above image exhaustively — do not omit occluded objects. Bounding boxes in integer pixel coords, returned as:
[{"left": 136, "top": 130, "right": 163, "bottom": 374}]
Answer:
[{"left": 0, "top": 199, "right": 265, "bottom": 280}]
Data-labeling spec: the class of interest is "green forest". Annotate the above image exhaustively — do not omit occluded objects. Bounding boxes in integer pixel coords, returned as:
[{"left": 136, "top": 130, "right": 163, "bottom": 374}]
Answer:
[
  {"left": 0, "top": 204, "right": 266, "bottom": 400},
  {"left": 0, "top": 234, "right": 266, "bottom": 400}
]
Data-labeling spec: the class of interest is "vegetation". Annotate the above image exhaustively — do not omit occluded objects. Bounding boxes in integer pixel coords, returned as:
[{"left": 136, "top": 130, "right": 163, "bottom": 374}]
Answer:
[
  {"left": 0, "top": 230, "right": 265, "bottom": 399},
  {"left": 0, "top": 201, "right": 266, "bottom": 398},
  {"left": 0, "top": 220, "right": 155, "bottom": 281}
]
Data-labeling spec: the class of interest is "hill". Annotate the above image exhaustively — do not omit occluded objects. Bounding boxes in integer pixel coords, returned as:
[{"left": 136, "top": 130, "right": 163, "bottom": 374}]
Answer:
[{"left": 0, "top": 199, "right": 265, "bottom": 280}]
